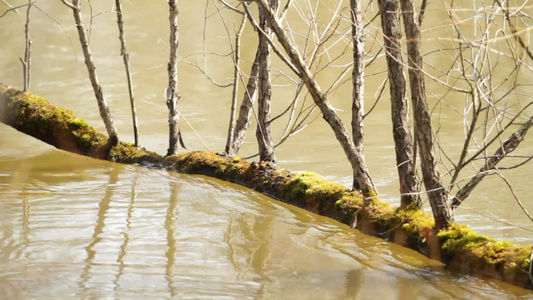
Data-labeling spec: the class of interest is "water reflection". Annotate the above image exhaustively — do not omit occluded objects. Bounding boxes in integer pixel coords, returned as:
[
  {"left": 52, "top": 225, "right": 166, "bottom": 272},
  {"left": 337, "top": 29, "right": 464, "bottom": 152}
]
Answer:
[
  {"left": 79, "top": 165, "right": 122, "bottom": 297},
  {"left": 114, "top": 169, "right": 138, "bottom": 296},
  {"left": 0, "top": 150, "right": 532, "bottom": 298},
  {"left": 165, "top": 181, "right": 180, "bottom": 298}
]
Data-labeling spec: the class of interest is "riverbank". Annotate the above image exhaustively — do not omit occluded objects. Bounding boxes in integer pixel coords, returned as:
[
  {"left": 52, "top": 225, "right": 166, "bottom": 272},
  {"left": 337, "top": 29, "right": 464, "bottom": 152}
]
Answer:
[{"left": 1, "top": 83, "right": 531, "bottom": 290}]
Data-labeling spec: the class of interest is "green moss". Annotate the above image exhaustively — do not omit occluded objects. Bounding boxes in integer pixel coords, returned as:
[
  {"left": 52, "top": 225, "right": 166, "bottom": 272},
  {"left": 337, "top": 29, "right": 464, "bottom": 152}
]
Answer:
[
  {"left": 334, "top": 191, "right": 364, "bottom": 224},
  {"left": 363, "top": 189, "right": 379, "bottom": 199},
  {"left": 522, "top": 257, "right": 531, "bottom": 270},
  {"left": 109, "top": 142, "right": 163, "bottom": 165},
  {"left": 362, "top": 197, "right": 395, "bottom": 232},
  {"left": 71, "top": 118, "right": 89, "bottom": 129},
  {"left": 280, "top": 172, "right": 348, "bottom": 210},
  {"left": 438, "top": 224, "right": 490, "bottom": 258},
  {"left": 80, "top": 133, "right": 91, "bottom": 143},
  {"left": 396, "top": 205, "right": 435, "bottom": 244}
]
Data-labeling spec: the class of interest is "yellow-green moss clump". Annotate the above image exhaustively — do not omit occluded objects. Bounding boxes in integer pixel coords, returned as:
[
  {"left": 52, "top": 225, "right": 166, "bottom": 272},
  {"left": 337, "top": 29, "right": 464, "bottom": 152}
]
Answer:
[
  {"left": 0, "top": 86, "right": 109, "bottom": 157},
  {"left": 395, "top": 205, "right": 435, "bottom": 245},
  {"left": 438, "top": 224, "right": 531, "bottom": 285},
  {"left": 280, "top": 172, "right": 352, "bottom": 215},
  {"left": 109, "top": 142, "right": 164, "bottom": 166}
]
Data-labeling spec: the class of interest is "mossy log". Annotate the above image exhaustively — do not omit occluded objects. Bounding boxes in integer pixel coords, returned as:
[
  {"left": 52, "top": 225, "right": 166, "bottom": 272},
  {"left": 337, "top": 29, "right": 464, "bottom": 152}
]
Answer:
[{"left": 1, "top": 83, "right": 531, "bottom": 290}]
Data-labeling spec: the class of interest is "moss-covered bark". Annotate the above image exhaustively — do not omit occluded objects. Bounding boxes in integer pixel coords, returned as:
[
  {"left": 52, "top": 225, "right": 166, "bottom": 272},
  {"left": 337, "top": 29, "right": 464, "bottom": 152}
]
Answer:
[{"left": 0, "top": 83, "right": 531, "bottom": 290}]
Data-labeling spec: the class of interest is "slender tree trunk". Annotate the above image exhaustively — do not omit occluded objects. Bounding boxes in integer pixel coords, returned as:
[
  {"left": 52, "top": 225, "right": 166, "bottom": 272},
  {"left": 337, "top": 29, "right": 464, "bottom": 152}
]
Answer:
[
  {"left": 400, "top": 0, "right": 452, "bottom": 229},
  {"left": 225, "top": 15, "right": 247, "bottom": 155},
  {"left": 226, "top": 49, "right": 261, "bottom": 156},
  {"left": 378, "top": 0, "right": 420, "bottom": 207},
  {"left": 166, "top": 0, "right": 181, "bottom": 156},
  {"left": 115, "top": 0, "right": 139, "bottom": 147},
  {"left": 20, "top": 0, "right": 31, "bottom": 92},
  {"left": 254, "top": 0, "right": 375, "bottom": 195},
  {"left": 350, "top": 0, "right": 366, "bottom": 191},
  {"left": 62, "top": 0, "right": 119, "bottom": 146},
  {"left": 256, "top": 0, "right": 278, "bottom": 162}
]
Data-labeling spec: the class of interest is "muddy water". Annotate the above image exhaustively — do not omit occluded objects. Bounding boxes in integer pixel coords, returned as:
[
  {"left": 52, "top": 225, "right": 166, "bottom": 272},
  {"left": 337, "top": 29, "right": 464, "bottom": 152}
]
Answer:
[{"left": 0, "top": 1, "right": 532, "bottom": 298}]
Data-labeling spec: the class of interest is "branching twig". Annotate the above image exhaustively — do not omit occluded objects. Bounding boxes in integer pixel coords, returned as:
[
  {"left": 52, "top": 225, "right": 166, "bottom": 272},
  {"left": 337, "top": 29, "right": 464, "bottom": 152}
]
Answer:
[
  {"left": 451, "top": 115, "right": 533, "bottom": 209},
  {"left": 0, "top": 2, "right": 31, "bottom": 18}
]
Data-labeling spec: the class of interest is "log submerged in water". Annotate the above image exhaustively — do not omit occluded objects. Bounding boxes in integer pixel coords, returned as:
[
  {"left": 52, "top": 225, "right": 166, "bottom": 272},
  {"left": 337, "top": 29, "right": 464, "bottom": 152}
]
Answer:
[{"left": 0, "top": 83, "right": 531, "bottom": 290}]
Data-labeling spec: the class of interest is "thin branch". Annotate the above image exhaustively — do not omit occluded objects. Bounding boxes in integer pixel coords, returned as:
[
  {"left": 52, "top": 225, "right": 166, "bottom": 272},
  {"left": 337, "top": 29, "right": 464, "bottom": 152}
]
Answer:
[
  {"left": 496, "top": 173, "right": 533, "bottom": 222},
  {"left": 60, "top": 0, "right": 77, "bottom": 10},
  {"left": 243, "top": 3, "right": 301, "bottom": 77},
  {"left": 0, "top": 2, "right": 31, "bottom": 18},
  {"left": 451, "top": 114, "right": 533, "bottom": 209},
  {"left": 115, "top": 0, "right": 139, "bottom": 146}
]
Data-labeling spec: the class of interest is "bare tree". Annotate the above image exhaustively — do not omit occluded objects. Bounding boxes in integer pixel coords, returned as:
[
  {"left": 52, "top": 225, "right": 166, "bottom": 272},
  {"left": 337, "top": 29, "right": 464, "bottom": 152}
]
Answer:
[
  {"left": 399, "top": 0, "right": 453, "bottom": 229},
  {"left": 378, "top": 0, "right": 421, "bottom": 207},
  {"left": 166, "top": 0, "right": 181, "bottom": 156},
  {"left": 115, "top": 0, "right": 139, "bottom": 147},
  {"left": 61, "top": 0, "right": 119, "bottom": 145},
  {"left": 350, "top": 0, "right": 369, "bottom": 192},
  {"left": 226, "top": 50, "right": 260, "bottom": 156},
  {"left": 250, "top": 0, "right": 376, "bottom": 195},
  {"left": 20, "top": 0, "right": 31, "bottom": 92},
  {"left": 225, "top": 13, "right": 247, "bottom": 155},
  {"left": 256, "top": 0, "right": 279, "bottom": 162}
]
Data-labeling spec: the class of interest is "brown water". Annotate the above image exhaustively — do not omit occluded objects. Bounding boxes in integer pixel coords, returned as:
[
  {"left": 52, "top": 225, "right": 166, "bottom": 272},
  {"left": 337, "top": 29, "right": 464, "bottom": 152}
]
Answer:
[{"left": 0, "top": 1, "right": 532, "bottom": 298}]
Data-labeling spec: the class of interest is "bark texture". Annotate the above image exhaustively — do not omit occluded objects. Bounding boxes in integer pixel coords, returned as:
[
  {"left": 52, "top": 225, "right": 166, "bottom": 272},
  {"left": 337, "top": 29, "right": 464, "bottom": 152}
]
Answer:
[
  {"left": 256, "top": 0, "right": 278, "bottom": 162},
  {"left": 226, "top": 49, "right": 260, "bottom": 156},
  {"left": 378, "top": 0, "right": 420, "bottom": 207},
  {"left": 65, "top": 0, "right": 119, "bottom": 146},
  {"left": 166, "top": 0, "right": 181, "bottom": 156},
  {"left": 399, "top": 0, "right": 453, "bottom": 229},
  {"left": 350, "top": 0, "right": 367, "bottom": 191},
  {"left": 254, "top": 0, "right": 375, "bottom": 195}
]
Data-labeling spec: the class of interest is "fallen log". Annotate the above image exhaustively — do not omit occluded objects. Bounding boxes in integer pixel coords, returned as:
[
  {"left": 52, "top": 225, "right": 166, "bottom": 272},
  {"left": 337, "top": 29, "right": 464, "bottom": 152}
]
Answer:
[{"left": 1, "top": 82, "right": 531, "bottom": 290}]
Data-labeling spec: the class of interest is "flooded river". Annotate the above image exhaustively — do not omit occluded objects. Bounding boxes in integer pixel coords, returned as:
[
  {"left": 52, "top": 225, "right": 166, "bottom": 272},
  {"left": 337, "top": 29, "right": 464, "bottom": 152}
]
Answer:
[{"left": 1, "top": 1, "right": 532, "bottom": 298}]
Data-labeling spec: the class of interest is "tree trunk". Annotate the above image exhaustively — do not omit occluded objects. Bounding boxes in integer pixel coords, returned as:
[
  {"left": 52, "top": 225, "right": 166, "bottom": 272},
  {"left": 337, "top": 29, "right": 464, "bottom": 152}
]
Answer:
[
  {"left": 378, "top": 0, "right": 420, "bottom": 207},
  {"left": 166, "top": 0, "right": 181, "bottom": 156},
  {"left": 350, "top": 0, "right": 367, "bottom": 191},
  {"left": 399, "top": 0, "right": 453, "bottom": 229},
  {"left": 225, "top": 15, "right": 247, "bottom": 155},
  {"left": 115, "top": 0, "right": 139, "bottom": 147},
  {"left": 256, "top": 0, "right": 278, "bottom": 162},
  {"left": 254, "top": 0, "right": 375, "bottom": 195},
  {"left": 63, "top": 0, "right": 119, "bottom": 146},
  {"left": 226, "top": 48, "right": 260, "bottom": 156},
  {"left": 21, "top": 0, "right": 31, "bottom": 92}
]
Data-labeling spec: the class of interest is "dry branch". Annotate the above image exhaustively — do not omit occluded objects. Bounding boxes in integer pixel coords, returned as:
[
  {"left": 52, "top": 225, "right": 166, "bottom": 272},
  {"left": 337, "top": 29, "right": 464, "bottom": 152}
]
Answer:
[
  {"left": 115, "top": 0, "right": 139, "bottom": 147},
  {"left": 253, "top": 0, "right": 376, "bottom": 195},
  {"left": 62, "top": 0, "right": 119, "bottom": 145},
  {"left": 166, "top": 0, "right": 181, "bottom": 156}
]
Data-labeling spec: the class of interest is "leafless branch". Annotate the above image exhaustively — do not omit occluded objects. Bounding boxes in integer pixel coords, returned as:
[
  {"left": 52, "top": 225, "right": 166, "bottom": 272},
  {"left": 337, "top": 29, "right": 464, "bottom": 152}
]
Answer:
[{"left": 0, "top": 2, "right": 31, "bottom": 18}]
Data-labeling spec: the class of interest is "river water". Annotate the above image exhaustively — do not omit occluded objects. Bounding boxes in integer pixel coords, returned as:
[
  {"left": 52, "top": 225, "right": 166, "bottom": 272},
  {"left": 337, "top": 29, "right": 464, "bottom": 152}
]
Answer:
[{"left": 0, "top": 1, "right": 532, "bottom": 298}]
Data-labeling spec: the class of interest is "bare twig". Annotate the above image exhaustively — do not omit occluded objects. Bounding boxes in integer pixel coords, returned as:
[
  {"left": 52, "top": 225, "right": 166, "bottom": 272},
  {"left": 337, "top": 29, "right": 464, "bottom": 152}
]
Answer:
[
  {"left": 496, "top": 173, "right": 533, "bottom": 222},
  {"left": 20, "top": 0, "right": 32, "bottom": 92},
  {"left": 115, "top": 0, "right": 139, "bottom": 146},
  {"left": 451, "top": 115, "right": 533, "bottom": 209},
  {"left": 0, "top": 2, "right": 31, "bottom": 18},
  {"left": 225, "top": 14, "right": 247, "bottom": 153}
]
